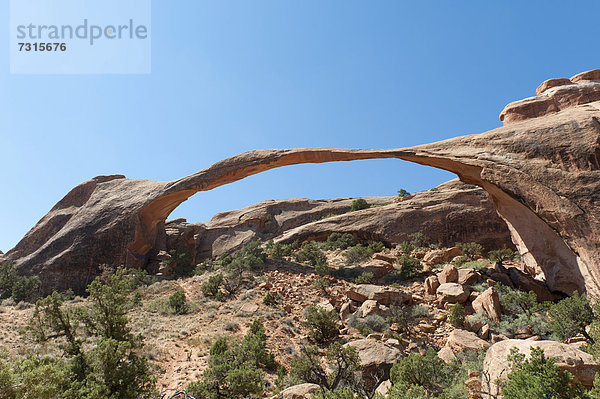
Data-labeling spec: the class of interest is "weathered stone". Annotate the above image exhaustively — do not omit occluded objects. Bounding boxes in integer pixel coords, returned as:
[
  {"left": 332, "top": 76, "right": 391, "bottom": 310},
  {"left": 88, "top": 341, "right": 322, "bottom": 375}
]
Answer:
[
  {"left": 375, "top": 380, "right": 391, "bottom": 397},
  {"left": 446, "top": 329, "right": 491, "bottom": 354},
  {"left": 359, "top": 300, "right": 384, "bottom": 318},
  {"left": 344, "top": 339, "right": 402, "bottom": 392},
  {"left": 472, "top": 287, "right": 502, "bottom": 323},
  {"left": 436, "top": 283, "right": 470, "bottom": 303},
  {"left": 438, "top": 346, "right": 457, "bottom": 364},
  {"left": 438, "top": 264, "right": 459, "bottom": 284},
  {"left": 339, "top": 301, "right": 352, "bottom": 320},
  {"left": 346, "top": 284, "right": 410, "bottom": 306},
  {"left": 424, "top": 275, "right": 440, "bottom": 295},
  {"left": 458, "top": 268, "right": 480, "bottom": 285},
  {"left": 373, "top": 253, "right": 396, "bottom": 263},
  {"left": 483, "top": 339, "right": 600, "bottom": 397},
  {"left": 272, "top": 383, "right": 320, "bottom": 399},
  {"left": 479, "top": 324, "right": 490, "bottom": 340},
  {"left": 317, "top": 300, "right": 334, "bottom": 313}
]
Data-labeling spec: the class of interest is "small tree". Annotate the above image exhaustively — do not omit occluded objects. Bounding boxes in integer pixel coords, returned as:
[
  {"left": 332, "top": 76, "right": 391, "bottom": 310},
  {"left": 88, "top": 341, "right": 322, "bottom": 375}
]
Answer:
[
  {"left": 397, "top": 189, "right": 410, "bottom": 197},
  {"left": 0, "top": 262, "right": 40, "bottom": 302},
  {"left": 350, "top": 199, "right": 369, "bottom": 212},
  {"left": 296, "top": 241, "right": 328, "bottom": 268},
  {"left": 396, "top": 254, "right": 422, "bottom": 279},
  {"left": 302, "top": 306, "right": 339, "bottom": 343},
  {"left": 169, "top": 290, "right": 188, "bottom": 315},
  {"left": 457, "top": 242, "right": 484, "bottom": 260},
  {"left": 187, "top": 320, "right": 277, "bottom": 399},
  {"left": 29, "top": 268, "right": 156, "bottom": 399},
  {"left": 549, "top": 291, "right": 594, "bottom": 342},
  {"left": 502, "top": 346, "right": 587, "bottom": 399},
  {"left": 290, "top": 342, "right": 360, "bottom": 395},
  {"left": 488, "top": 248, "right": 518, "bottom": 264},
  {"left": 448, "top": 303, "right": 465, "bottom": 327}
]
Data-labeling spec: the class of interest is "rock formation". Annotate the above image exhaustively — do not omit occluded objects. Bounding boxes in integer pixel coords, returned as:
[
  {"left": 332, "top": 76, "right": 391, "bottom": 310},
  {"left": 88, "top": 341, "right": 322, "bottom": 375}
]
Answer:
[
  {"left": 4, "top": 69, "right": 600, "bottom": 297},
  {"left": 162, "top": 179, "right": 511, "bottom": 266}
]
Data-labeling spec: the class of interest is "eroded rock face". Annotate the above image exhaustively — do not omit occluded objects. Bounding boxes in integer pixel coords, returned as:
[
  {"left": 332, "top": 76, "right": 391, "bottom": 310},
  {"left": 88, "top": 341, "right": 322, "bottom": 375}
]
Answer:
[
  {"left": 165, "top": 180, "right": 511, "bottom": 263},
  {"left": 4, "top": 70, "right": 600, "bottom": 297},
  {"left": 500, "top": 69, "right": 600, "bottom": 124},
  {"left": 483, "top": 339, "right": 600, "bottom": 397}
]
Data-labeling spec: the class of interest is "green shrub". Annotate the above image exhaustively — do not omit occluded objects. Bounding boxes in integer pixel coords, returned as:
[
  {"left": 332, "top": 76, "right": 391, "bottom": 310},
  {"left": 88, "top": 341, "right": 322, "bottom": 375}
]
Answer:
[
  {"left": 28, "top": 267, "right": 156, "bottom": 398},
  {"left": 187, "top": 320, "right": 277, "bottom": 399},
  {"left": 290, "top": 342, "right": 360, "bottom": 393},
  {"left": 201, "top": 273, "right": 224, "bottom": 297},
  {"left": 458, "top": 260, "right": 488, "bottom": 270},
  {"left": 409, "top": 232, "right": 429, "bottom": 249},
  {"left": 347, "top": 314, "right": 388, "bottom": 335},
  {"left": 235, "top": 240, "right": 267, "bottom": 270},
  {"left": 390, "top": 349, "right": 457, "bottom": 396},
  {"left": 315, "top": 263, "right": 331, "bottom": 276},
  {"left": 449, "top": 303, "right": 466, "bottom": 327},
  {"left": 302, "top": 306, "right": 339, "bottom": 342},
  {"left": 548, "top": 291, "right": 594, "bottom": 342},
  {"left": 395, "top": 254, "right": 422, "bottom": 279},
  {"left": 0, "top": 262, "right": 40, "bottom": 302},
  {"left": 397, "top": 189, "right": 410, "bottom": 197},
  {"left": 493, "top": 284, "right": 554, "bottom": 339},
  {"left": 168, "top": 290, "right": 188, "bottom": 315},
  {"left": 169, "top": 246, "right": 194, "bottom": 277},
  {"left": 295, "top": 241, "right": 328, "bottom": 267},
  {"left": 0, "top": 351, "right": 69, "bottom": 399},
  {"left": 263, "top": 292, "right": 278, "bottom": 306},
  {"left": 344, "top": 244, "right": 372, "bottom": 265},
  {"left": 457, "top": 242, "right": 484, "bottom": 260},
  {"left": 488, "top": 248, "right": 518, "bottom": 263},
  {"left": 350, "top": 198, "right": 369, "bottom": 211},
  {"left": 367, "top": 241, "right": 385, "bottom": 253},
  {"left": 501, "top": 346, "right": 587, "bottom": 399},
  {"left": 324, "top": 233, "right": 356, "bottom": 250},
  {"left": 385, "top": 305, "right": 428, "bottom": 333},
  {"left": 312, "top": 277, "right": 330, "bottom": 293},
  {"left": 354, "top": 272, "right": 374, "bottom": 284},
  {"left": 399, "top": 241, "right": 414, "bottom": 255}
]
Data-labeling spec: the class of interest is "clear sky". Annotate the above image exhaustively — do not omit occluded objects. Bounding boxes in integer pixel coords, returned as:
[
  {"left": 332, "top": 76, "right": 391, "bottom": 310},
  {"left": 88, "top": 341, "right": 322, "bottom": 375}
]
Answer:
[{"left": 1, "top": 1, "right": 600, "bottom": 251}]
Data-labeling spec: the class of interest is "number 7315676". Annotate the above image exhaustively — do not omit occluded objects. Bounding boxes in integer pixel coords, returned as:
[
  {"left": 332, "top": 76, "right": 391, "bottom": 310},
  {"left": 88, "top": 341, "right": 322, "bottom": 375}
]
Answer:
[{"left": 18, "top": 43, "right": 67, "bottom": 51}]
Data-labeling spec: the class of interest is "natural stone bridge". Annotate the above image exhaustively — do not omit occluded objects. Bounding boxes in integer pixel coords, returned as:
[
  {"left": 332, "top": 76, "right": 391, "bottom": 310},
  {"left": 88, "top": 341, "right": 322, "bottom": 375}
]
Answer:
[{"left": 4, "top": 71, "right": 600, "bottom": 296}]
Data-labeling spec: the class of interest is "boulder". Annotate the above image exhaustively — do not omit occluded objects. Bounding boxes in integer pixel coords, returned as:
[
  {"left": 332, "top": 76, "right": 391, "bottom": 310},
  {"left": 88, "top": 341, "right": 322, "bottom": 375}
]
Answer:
[
  {"left": 375, "top": 380, "right": 391, "bottom": 397},
  {"left": 436, "top": 283, "right": 470, "bottom": 303},
  {"left": 438, "top": 264, "right": 459, "bottom": 284},
  {"left": 472, "top": 287, "right": 502, "bottom": 323},
  {"left": 339, "top": 301, "right": 352, "bottom": 320},
  {"left": 346, "top": 285, "right": 410, "bottom": 306},
  {"left": 359, "top": 300, "right": 386, "bottom": 318},
  {"left": 458, "top": 268, "right": 480, "bottom": 285},
  {"left": 373, "top": 253, "right": 396, "bottom": 263},
  {"left": 446, "top": 329, "right": 491, "bottom": 354},
  {"left": 272, "top": 383, "right": 321, "bottom": 399},
  {"left": 361, "top": 259, "right": 396, "bottom": 278},
  {"left": 344, "top": 339, "right": 402, "bottom": 392},
  {"left": 483, "top": 339, "right": 600, "bottom": 397},
  {"left": 479, "top": 324, "right": 490, "bottom": 340},
  {"left": 424, "top": 275, "right": 440, "bottom": 295},
  {"left": 438, "top": 346, "right": 457, "bottom": 364}
]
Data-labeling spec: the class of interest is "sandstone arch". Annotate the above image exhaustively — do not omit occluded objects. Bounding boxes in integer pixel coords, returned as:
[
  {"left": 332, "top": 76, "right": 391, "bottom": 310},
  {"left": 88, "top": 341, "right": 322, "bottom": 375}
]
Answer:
[{"left": 5, "top": 73, "right": 600, "bottom": 296}]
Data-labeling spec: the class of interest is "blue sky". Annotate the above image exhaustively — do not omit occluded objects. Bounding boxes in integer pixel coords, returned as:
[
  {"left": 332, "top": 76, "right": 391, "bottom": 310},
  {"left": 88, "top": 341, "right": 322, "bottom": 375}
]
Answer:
[{"left": 1, "top": 1, "right": 599, "bottom": 251}]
